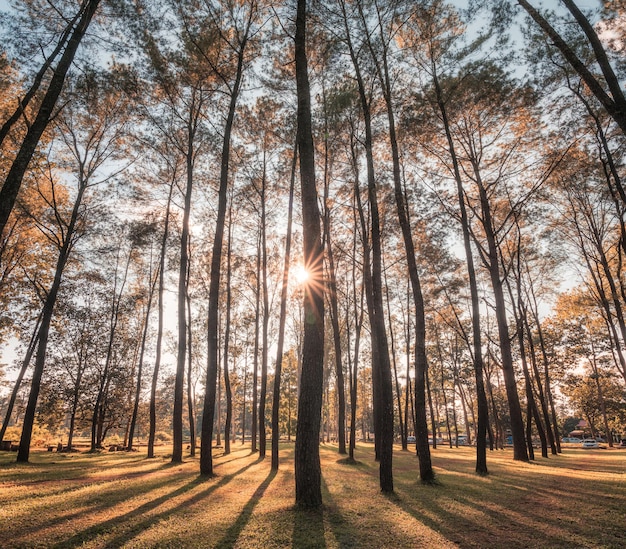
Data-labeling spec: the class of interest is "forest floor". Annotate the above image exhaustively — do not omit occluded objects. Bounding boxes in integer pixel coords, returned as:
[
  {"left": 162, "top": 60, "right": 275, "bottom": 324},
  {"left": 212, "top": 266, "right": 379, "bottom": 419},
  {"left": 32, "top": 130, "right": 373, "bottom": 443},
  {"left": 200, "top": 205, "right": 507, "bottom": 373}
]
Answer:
[{"left": 0, "top": 441, "right": 624, "bottom": 548}]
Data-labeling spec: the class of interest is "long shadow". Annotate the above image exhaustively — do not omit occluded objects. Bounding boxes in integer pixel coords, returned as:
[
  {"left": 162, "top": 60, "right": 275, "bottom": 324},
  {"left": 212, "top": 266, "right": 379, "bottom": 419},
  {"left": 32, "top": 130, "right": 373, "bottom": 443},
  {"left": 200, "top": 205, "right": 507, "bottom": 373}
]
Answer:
[
  {"left": 52, "top": 458, "right": 262, "bottom": 548},
  {"left": 292, "top": 505, "right": 326, "bottom": 549},
  {"left": 319, "top": 475, "right": 360, "bottom": 548},
  {"left": 10, "top": 472, "right": 190, "bottom": 541},
  {"left": 384, "top": 484, "right": 576, "bottom": 548},
  {"left": 214, "top": 468, "right": 277, "bottom": 549}
]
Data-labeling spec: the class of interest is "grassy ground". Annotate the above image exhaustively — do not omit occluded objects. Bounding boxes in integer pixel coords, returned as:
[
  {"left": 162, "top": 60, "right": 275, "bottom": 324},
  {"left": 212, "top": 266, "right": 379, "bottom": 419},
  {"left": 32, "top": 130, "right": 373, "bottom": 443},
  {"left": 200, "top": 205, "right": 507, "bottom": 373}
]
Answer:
[{"left": 0, "top": 442, "right": 624, "bottom": 548}]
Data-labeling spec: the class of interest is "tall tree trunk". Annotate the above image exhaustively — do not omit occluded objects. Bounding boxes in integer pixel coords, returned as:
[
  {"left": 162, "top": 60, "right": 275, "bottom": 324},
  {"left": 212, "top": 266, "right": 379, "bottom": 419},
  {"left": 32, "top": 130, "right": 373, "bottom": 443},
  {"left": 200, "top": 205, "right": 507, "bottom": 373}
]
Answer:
[
  {"left": 173, "top": 101, "right": 198, "bottom": 464},
  {"left": 148, "top": 182, "right": 174, "bottom": 458},
  {"left": 259, "top": 163, "right": 269, "bottom": 458},
  {"left": 340, "top": 0, "right": 393, "bottom": 489},
  {"left": 271, "top": 141, "right": 297, "bottom": 470},
  {"left": 251, "top": 230, "right": 261, "bottom": 453},
  {"left": 527, "top": 286, "right": 561, "bottom": 453},
  {"left": 223, "top": 199, "right": 234, "bottom": 456},
  {"left": 383, "top": 256, "right": 405, "bottom": 450},
  {"left": 200, "top": 18, "right": 249, "bottom": 476},
  {"left": 472, "top": 162, "right": 528, "bottom": 461},
  {"left": 361, "top": 0, "right": 432, "bottom": 482},
  {"left": 432, "top": 62, "right": 489, "bottom": 473},
  {"left": 17, "top": 179, "right": 88, "bottom": 462},
  {"left": 91, "top": 246, "right": 131, "bottom": 452},
  {"left": 187, "top": 279, "right": 196, "bottom": 456},
  {"left": 294, "top": 0, "right": 325, "bottom": 507},
  {"left": 0, "top": 0, "right": 101, "bottom": 242},
  {"left": 323, "top": 177, "right": 347, "bottom": 456},
  {"left": 128, "top": 264, "right": 158, "bottom": 451},
  {"left": 522, "top": 308, "right": 557, "bottom": 455}
]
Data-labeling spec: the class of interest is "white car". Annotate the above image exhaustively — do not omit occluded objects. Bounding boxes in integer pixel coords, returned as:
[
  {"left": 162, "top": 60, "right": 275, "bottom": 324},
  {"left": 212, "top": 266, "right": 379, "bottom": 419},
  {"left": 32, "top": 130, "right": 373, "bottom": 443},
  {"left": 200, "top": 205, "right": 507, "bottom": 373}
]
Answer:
[{"left": 581, "top": 439, "right": 599, "bottom": 449}]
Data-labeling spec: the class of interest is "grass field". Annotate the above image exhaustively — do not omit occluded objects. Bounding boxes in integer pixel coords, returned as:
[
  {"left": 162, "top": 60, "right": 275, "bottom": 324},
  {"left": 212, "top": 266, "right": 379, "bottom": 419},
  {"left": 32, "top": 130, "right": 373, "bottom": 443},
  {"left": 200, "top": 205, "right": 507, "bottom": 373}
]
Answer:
[{"left": 0, "top": 442, "right": 624, "bottom": 548}]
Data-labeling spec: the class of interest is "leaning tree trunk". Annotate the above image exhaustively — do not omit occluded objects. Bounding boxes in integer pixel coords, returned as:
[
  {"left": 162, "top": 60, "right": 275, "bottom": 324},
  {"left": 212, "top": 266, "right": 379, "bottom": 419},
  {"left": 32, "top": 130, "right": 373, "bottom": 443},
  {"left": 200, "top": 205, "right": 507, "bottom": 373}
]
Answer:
[
  {"left": 341, "top": 0, "right": 393, "bottom": 487},
  {"left": 472, "top": 162, "right": 528, "bottom": 462},
  {"left": 200, "top": 21, "right": 249, "bottom": 476},
  {"left": 294, "top": 0, "right": 325, "bottom": 508},
  {"left": 0, "top": 0, "right": 101, "bottom": 242},
  {"left": 360, "top": 1, "right": 432, "bottom": 481},
  {"left": 17, "top": 180, "right": 87, "bottom": 462},
  {"left": 0, "top": 313, "right": 40, "bottom": 442},
  {"left": 0, "top": 6, "right": 83, "bottom": 149},
  {"left": 517, "top": 0, "right": 626, "bottom": 139},
  {"left": 432, "top": 63, "right": 489, "bottom": 474}
]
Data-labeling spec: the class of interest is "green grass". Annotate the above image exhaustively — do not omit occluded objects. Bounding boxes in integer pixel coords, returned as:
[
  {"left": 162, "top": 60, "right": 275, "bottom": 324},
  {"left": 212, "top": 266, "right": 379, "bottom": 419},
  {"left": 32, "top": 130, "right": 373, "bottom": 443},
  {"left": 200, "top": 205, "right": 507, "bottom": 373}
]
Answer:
[{"left": 0, "top": 443, "right": 624, "bottom": 548}]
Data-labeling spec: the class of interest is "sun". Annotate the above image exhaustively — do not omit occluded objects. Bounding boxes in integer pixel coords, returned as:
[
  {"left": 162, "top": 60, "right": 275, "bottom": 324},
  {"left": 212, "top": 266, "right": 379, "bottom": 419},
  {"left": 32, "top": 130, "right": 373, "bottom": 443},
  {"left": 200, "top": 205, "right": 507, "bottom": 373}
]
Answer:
[{"left": 293, "top": 263, "right": 310, "bottom": 285}]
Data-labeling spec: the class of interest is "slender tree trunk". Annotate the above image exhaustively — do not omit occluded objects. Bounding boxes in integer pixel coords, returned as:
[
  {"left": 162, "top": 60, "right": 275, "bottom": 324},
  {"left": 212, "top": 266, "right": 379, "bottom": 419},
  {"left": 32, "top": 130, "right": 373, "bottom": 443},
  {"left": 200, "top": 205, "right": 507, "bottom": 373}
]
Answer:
[
  {"left": 17, "top": 180, "right": 87, "bottom": 462},
  {"left": 341, "top": 0, "right": 393, "bottom": 489},
  {"left": 148, "top": 182, "right": 174, "bottom": 458},
  {"left": 432, "top": 62, "right": 488, "bottom": 473},
  {"left": 472, "top": 162, "right": 528, "bottom": 461},
  {"left": 522, "top": 310, "right": 557, "bottom": 455},
  {"left": 362, "top": 3, "right": 432, "bottom": 480},
  {"left": 91, "top": 245, "right": 131, "bottom": 452},
  {"left": 252, "top": 230, "right": 261, "bottom": 453},
  {"left": 589, "top": 339, "right": 613, "bottom": 447},
  {"left": 173, "top": 101, "right": 198, "bottom": 464},
  {"left": 383, "top": 257, "right": 405, "bottom": 450},
  {"left": 323, "top": 180, "right": 347, "bottom": 455},
  {"left": 0, "top": 313, "right": 41, "bottom": 442},
  {"left": 128, "top": 265, "right": 157, "bottom": 451},
  {"left": 271, "top": 141, "right": 297, "bottom": 470},
  {"left": 259, "top": 164, "right": 269, "bottom": 458},
  {"left": 200, "top": 19, "right": 249, "bottom": 476},
  {"left": 294, "top": 0, "right": 325, "bottom": 507},
  {"left": 528, "top": 290, "right": 561, "bottom": 453},
  {"left": 223, "top": 200, "right": 234, "bottom": 456},
  {"left": 187, "top": 282, "right": 196, "bottom": 456}
]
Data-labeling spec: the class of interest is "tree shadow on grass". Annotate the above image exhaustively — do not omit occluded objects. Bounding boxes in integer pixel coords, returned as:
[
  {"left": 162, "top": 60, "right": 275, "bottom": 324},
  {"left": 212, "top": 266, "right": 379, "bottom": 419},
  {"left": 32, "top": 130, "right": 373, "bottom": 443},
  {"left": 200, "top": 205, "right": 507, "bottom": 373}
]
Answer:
[
  {"left": 320, "top": 475, "right": 362, "bottom": 549},
  {"left": 51, "top": 458, "right": 262, "bottom": 548},
  {"left": 214, "top": 468, "right": 277, "bottom": 548},
  {"left": 383, "top": 484, "right": 574, "bottom": 548},
  {"left": 292, "top": 505, "right": 326, "bottom": 549}
]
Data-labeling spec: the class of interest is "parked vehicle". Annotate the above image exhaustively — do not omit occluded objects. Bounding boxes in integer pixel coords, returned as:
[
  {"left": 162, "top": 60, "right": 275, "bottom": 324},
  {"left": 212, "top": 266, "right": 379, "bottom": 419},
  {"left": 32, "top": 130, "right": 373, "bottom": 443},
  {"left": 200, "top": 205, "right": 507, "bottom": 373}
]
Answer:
[
  {"left": 581, "top": 439, "right": 600, "bottom": 449},
  {"left": 618, "top": 439, "right": 626, "bottom": 448},
  {"left": 562, "top": 437, "right": 582, "bottom": 443},
  {"left": 407, "top": 436, "right": 416, "bottom": 444}
]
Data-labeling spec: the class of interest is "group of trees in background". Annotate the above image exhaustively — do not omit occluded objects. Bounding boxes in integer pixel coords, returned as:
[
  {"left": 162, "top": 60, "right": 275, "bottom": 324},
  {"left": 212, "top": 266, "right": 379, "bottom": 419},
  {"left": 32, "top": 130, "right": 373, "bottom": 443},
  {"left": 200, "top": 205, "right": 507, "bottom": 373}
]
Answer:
[{"left": 1, "top": 0, "right": 626, "bottom": 507}]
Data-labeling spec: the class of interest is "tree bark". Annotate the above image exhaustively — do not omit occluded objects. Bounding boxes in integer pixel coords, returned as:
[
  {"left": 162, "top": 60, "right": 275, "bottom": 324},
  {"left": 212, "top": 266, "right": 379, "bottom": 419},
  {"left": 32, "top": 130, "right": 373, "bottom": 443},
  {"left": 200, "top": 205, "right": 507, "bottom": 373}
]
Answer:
[
  {"left": 200, "top": 15, "right": 249, "bottom": 475},
  {"left": 294, "top": 0, "right": 325, "bottom": 507}
]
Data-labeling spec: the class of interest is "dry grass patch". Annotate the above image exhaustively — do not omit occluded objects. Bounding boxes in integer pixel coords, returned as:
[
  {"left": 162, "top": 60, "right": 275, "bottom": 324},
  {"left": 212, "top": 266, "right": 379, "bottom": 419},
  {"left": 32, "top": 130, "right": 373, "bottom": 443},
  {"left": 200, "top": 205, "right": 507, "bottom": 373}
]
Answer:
[{"left": 0, "top": 443, "right": 624, "bottom": 548}]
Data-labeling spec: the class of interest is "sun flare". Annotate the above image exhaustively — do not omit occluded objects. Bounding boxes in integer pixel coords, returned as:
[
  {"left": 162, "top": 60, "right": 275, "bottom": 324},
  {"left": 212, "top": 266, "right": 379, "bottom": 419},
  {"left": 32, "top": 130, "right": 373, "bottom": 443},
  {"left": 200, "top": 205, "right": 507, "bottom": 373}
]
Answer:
[{"left": 293, "top": 264, "right": 310, "bottom": 285}]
